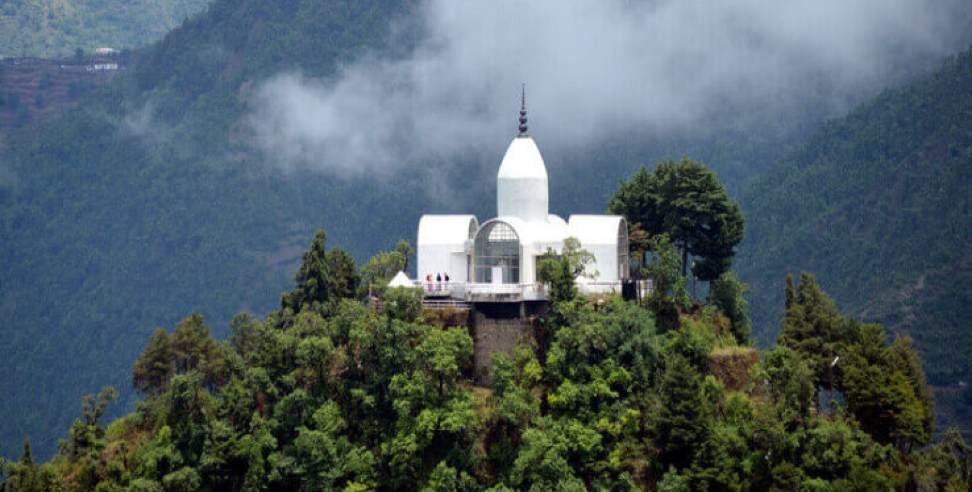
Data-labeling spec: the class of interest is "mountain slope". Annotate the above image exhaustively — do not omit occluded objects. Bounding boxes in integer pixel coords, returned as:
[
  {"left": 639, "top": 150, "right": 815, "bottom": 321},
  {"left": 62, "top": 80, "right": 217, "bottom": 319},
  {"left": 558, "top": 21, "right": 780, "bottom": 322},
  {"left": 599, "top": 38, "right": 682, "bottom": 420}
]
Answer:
[
  {"left": 738, "top": 48, "right": 972, "bottom": 388},
  {"left": 0, "top": 0, "right": 422, "bottom": 459},
  {"left": 0, "top": 0, "right": 210, "bottom": 58}
]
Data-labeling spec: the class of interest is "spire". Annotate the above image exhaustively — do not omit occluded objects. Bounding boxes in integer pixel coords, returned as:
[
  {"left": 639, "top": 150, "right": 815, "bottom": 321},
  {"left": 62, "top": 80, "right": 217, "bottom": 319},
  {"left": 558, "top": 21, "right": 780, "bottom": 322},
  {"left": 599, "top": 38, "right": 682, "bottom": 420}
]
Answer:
[{"left": 517, "top": 83, "right": 528, "bottom": 137}]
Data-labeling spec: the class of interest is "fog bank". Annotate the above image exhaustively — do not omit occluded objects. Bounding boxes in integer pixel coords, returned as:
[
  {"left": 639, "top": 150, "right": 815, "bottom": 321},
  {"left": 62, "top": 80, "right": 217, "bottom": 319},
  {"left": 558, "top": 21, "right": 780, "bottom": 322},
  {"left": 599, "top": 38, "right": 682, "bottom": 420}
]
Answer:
[{"left": 249, "top": 0, "right": 972, "bottom": 175}]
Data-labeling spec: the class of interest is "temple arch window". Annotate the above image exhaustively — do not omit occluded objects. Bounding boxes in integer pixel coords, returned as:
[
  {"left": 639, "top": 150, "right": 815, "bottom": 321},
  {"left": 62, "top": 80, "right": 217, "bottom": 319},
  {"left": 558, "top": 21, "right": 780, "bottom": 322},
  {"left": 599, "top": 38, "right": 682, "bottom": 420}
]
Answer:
[{"left": 473, "top": 221, "right": 520, "bottom": 283}]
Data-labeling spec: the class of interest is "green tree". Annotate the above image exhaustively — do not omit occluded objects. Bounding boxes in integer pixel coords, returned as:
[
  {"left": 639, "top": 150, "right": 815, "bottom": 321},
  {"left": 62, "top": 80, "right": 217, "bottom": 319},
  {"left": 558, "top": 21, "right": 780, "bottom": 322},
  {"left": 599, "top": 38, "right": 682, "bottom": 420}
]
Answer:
[
  {"left": 290, "top": 402, "right": 376, "bottom": 490},
  {"left": 536, "top": 237, "right": 596, "bottom": 304},
  {"left": 655, "top": 354, "right": 709, "bottom": 470},
  {"left": 777, "top": 273, "right": 848, "bottom": 388},
  {"left": 66, "top": 386, "right": 118, "bottom": 452},
  {"left": 842, "top": 339, "right": 932, "bottom": 451},
  {"left": 709, "top": 271, "right": 752, "bottom": 343},
  {"left": 3, "top": 438, "right": 58, "bottom": 492},
  {"left": 908, "top": 427, "right": 971, "bottom": 490},
  {"left": 395, "top": 240, "right": 415, "bottom": 272},
  {"left": 642, "top": 234, "right": 689, "bottom": 331},
  {"left": 644, "top": 234, "right": 689, "bottom": 305},
  {"left": 326, "top": 248, "right": 360, "bottom": 302},
  {"left": 779, "top": 274, "right": 935, "bottom": 451},
  {"left": 169, "top": 314, "right": 228, "bottom": 389},
  {"left": 609, "top": 158, "right": 744, "bottom": 281},
  {"left": 359, "top": 243, "right": 409, "bottom": 297},
  {"left": 133, "top": 328, "right": 175, "bottom": 396},
  {"left": 283, "top": 229, "right": 332, "bottom": 313},
  {"left": 511, "top": 417, "right": 601, "bottom": 490},
  {"left": 759, "top": 347, "right": 816, "bottom": 426},
  {"left": 384, "top": 286, "right": 423, "bottom": 323}
]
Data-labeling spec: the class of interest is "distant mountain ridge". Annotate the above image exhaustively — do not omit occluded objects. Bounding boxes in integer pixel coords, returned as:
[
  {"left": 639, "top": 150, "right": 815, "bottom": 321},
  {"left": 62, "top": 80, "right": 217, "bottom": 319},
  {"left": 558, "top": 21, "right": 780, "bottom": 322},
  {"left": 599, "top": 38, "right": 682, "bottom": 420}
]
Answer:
[
  {"left": 738, "top": 47, "right": 972, "bottom": 390},
  {"left": 0, "top": 0, "right": 210, "bottom": 58}
]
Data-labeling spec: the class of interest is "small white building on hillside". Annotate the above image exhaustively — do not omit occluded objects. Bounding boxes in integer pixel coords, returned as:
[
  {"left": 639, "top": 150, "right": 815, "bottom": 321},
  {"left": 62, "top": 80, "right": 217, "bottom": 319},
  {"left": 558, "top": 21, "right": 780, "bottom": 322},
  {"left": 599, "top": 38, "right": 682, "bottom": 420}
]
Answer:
[{"left": 414, "top": 91, "right": 629, "bottom": 302}]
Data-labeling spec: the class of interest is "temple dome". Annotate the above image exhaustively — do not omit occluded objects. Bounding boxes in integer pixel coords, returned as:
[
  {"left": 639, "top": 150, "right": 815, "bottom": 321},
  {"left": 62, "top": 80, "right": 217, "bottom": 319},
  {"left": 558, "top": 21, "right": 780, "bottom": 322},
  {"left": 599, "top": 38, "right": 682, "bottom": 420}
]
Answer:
[{"left": 497, "top": 136, "right": 549, "bottom": 222}]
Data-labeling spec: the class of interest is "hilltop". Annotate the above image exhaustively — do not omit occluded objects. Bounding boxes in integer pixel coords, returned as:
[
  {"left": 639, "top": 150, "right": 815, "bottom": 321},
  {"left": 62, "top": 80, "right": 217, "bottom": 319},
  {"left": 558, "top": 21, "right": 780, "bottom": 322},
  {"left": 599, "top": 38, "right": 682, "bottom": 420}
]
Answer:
[{"left": 3, "top": 227, "right": 969, "bottom": 490}]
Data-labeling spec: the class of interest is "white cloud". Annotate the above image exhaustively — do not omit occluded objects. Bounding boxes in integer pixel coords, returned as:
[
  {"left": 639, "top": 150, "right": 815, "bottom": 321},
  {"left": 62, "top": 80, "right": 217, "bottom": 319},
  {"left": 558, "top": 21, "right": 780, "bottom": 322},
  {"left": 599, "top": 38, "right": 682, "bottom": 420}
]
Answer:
[{"left": 248, "top": 0, "right": 970, "bottom": 176}]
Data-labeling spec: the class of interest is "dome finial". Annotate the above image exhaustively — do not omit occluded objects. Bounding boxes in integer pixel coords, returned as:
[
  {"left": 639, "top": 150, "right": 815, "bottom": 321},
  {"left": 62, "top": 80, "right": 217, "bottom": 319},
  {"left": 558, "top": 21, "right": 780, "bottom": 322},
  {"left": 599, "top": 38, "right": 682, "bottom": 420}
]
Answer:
[{"left": 518, "top": 83, "right": 528, "bottom": 137}]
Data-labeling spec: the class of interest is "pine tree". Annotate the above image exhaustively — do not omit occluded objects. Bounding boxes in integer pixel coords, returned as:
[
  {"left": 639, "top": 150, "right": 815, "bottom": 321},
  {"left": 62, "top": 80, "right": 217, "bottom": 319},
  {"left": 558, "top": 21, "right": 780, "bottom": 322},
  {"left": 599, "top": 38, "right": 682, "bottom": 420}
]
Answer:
[
  {"left": 133, "top": 328, "right": 175, "bottom": 395},
  {"left": 283, "top": 229, "right": 331, "bottom": 312},
  {"left": 609, "top": 158, "right": 744, "bottom": 281},
  {"left": 326, "top": 248, "right": 360, "bottom": 302},
  {"left": 656, "top": 354, "right": 709, "bottom": 470}
]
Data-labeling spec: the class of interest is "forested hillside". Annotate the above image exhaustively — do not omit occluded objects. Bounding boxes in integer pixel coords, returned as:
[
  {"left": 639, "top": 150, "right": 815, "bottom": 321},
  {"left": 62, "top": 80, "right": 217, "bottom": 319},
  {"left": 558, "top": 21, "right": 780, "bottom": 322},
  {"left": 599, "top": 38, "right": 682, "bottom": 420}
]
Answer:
[
  {"left": 0, "top": 0, "right": 210, "bottom": 58},
  {"left": 738, "top": 48, "right": 972, "bottom": 391},
  {"left": 0, "top": 0, "right": 425, "bottom": 460},
  {"left": 3, "top": 230, "right": 969, "bottom": 490}
]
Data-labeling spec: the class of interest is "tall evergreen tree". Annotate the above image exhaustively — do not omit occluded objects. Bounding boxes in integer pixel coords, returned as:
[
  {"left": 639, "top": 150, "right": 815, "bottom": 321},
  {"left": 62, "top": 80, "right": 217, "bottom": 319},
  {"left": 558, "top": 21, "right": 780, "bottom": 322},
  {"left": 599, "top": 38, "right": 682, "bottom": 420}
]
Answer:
[
  {"left": 283, "top": 229, "right": 331, "bottom": 312},
  {"left": 133, "top": 328, "right": 175, "bottom": 396},
  {"left": 655, "top": 354, "right": 709, "bottom": 470},
  {"left": 609, "top": 158, "right": 744, "bottom": 281},
  {"left": 326, "top": 248, "right": 360, "bottom": 302}
]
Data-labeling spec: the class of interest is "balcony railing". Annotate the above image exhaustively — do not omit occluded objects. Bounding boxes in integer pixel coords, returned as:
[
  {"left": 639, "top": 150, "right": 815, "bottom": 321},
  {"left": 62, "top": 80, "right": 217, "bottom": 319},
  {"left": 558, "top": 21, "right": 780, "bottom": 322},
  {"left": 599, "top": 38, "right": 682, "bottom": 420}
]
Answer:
[{"left": 410, "top": 280, "right": 640, "bottom": 302}]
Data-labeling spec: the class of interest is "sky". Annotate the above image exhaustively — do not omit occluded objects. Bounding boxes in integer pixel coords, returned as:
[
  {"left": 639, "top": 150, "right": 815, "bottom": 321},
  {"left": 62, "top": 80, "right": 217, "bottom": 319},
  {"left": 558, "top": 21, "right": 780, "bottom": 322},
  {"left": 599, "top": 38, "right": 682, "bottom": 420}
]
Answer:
[{"left": 248, "top": 0, "right": 972, "bottom": 176}]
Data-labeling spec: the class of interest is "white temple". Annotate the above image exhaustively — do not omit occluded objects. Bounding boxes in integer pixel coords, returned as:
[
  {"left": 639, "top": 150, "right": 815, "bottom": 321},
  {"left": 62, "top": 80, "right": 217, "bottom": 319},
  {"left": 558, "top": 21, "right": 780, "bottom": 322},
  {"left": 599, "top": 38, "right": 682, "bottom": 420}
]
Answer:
[{"left": 414, "top": 91, "right": 629, "bottom": 302}]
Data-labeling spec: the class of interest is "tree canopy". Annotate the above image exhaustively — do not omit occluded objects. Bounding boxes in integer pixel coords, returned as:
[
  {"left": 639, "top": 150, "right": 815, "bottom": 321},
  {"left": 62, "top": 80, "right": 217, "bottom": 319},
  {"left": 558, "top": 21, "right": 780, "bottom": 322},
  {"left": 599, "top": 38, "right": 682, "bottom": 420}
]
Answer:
[
  {"left": 609, "top": 158, "right": 744, "bottom": 281},
  {"left": 4, "top": 229, "right": 968, "bottom": 491}
]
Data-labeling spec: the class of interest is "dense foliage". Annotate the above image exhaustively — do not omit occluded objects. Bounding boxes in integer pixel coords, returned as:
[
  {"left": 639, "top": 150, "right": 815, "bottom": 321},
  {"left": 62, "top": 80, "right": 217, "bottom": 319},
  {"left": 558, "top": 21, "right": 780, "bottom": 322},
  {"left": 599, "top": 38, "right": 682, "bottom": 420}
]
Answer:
[
  {"left": 609, "top": 158, "right": 744, "bottom": 281},
  {"left": 3, "top": 231, "right": 969, "bottom": 491},
  {"left": 0, "top": 0, "right": 210, "bottom": 58}
]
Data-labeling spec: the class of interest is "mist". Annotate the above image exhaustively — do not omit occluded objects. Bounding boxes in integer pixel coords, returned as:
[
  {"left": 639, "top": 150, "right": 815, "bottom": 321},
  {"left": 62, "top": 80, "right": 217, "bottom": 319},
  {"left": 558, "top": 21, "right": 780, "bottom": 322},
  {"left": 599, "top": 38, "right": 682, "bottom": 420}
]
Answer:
[{"left": 248, "top": 0, "right": 971, "bottom": 176}]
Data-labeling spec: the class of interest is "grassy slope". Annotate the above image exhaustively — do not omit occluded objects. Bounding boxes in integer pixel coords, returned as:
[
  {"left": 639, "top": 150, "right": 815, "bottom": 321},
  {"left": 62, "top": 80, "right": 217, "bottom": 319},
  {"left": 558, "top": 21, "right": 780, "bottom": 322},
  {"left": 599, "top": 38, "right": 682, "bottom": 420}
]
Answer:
[
  {"left": 0, "top": 0, "right": 210, "bottom": 58},
  {"left": 738, "top": 48, "right": 972, "bottom": 388}
]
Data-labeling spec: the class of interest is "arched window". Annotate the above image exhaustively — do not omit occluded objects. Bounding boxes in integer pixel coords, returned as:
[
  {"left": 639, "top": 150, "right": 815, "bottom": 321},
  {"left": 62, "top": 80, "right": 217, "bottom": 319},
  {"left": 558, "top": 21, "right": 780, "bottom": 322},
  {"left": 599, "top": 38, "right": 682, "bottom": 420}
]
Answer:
[
  {"left": 474, "top": 221, "right": 520, "bottom": 283},
  {"left": 618, "top": 219, "right": 629, "bottom": 280}
]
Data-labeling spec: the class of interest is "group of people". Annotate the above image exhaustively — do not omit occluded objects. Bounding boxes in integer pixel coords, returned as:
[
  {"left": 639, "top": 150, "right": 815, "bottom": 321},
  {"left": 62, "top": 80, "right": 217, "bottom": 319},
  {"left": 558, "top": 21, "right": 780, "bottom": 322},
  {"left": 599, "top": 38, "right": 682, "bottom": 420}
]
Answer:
[{"left": 424, "top": 272, "right": 451, "bottom": 293}]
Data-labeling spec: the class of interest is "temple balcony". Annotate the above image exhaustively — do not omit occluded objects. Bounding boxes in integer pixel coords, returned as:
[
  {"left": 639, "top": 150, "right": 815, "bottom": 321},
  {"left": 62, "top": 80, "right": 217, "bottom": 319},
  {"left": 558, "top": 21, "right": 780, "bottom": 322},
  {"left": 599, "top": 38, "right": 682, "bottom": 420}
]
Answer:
[{"left": 412, "top": 280, "right": 645, "bottom": 303}]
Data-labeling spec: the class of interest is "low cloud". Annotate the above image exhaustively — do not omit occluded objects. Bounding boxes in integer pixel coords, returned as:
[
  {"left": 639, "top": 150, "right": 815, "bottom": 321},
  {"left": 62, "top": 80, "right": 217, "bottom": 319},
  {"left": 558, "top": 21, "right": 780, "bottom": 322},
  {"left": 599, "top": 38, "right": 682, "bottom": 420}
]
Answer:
[
  {"left": 247, "top": 0, "right": 971, "bottom": 176},
  {"left": 121, "top": 99, "right": 171, "bottom": 144}
]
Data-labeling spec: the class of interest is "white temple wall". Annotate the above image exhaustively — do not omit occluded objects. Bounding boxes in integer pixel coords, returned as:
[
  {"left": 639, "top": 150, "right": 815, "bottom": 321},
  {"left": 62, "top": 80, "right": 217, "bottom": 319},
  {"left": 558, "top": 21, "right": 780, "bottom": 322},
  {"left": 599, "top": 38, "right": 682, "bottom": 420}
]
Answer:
[
  {"left": 584, "top": 244, "right": 619, "bottom": 283},
  {"left": 497, "top": 178, "right": 549, "bottom": 223},
  {"left": 449, "top": 252, "right": 469, "bottom": 282},
  {"left": 418, "top": 243, "right": 467, "bottom": 281}
]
